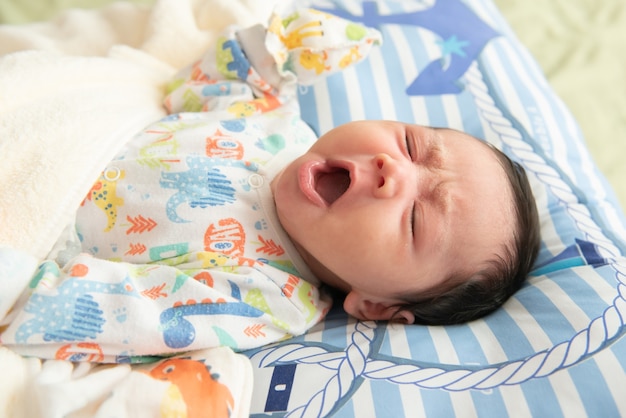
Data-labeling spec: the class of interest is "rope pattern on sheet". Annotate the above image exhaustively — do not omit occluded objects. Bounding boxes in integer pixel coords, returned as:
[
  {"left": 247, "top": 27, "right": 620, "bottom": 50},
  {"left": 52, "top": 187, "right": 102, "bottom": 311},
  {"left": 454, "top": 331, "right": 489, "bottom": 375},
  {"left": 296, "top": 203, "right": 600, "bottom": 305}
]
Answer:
[
  {"left": 254, "top": 293, "right": 625, "bottom": 417},
  {"left": 250, "top": 63, "right": 626, "bottom": 418},
  {"left": 464, "top": 61, "right": 626, "bottom": 353},
  {"left": 254, "top": 321, "right": 376, "bottom": 418}
]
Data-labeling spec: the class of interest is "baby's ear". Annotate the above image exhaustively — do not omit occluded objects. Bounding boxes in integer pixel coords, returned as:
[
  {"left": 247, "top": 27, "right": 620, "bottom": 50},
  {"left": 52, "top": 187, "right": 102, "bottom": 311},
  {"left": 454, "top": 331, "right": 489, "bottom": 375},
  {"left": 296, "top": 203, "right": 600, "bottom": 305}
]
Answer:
[{"left": 343, "top": 291, "right": 415, "bottom": 324}]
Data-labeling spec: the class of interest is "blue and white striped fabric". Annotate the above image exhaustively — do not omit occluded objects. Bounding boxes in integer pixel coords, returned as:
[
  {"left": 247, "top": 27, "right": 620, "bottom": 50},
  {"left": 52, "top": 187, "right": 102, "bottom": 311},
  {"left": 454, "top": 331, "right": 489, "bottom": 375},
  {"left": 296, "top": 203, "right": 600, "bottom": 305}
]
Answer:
[{"left": 243, "top": 0, "right": 626, "bottom": 416}]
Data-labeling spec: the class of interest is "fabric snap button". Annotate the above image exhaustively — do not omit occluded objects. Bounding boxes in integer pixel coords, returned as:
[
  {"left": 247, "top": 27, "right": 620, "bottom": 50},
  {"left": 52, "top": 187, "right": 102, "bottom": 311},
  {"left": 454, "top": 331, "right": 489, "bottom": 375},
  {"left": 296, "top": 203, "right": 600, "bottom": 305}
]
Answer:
[
  {"left": 248, "top": 174, "right": 264, "bottom": 188},
  {"left": 103, "top": 166, "right": 121, "bottom": 181}
]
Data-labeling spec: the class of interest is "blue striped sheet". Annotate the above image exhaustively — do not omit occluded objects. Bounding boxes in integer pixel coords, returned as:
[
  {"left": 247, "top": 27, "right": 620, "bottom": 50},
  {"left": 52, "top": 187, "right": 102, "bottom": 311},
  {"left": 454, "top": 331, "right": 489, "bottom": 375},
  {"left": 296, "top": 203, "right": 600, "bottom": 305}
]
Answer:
[{"left": 569, "top": 360, "right": 621, "bottom": 416}]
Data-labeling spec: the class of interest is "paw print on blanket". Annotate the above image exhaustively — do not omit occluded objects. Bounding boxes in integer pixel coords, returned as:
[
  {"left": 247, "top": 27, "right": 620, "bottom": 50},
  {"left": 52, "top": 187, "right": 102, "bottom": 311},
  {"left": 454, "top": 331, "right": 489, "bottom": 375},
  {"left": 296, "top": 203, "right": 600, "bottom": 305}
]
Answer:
[{"left": 160, "top": 156, "right": 237, "bottom": 223}]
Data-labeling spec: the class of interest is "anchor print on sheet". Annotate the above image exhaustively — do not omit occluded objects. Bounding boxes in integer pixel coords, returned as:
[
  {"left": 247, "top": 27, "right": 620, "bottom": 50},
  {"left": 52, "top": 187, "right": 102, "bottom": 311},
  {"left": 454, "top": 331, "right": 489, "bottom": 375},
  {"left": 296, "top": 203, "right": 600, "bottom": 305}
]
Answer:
[
  {"left": 316, "top": 0, "right": 500, "bottom": 95},
  {"left": 160, "top": 155, "right": 257, "bottom": 223},
  {"left": 531, "top": 238, "right": 609, "bottom": 276},
  {"left": 15, "top": 261, "right": 140, "bottom": 344}
]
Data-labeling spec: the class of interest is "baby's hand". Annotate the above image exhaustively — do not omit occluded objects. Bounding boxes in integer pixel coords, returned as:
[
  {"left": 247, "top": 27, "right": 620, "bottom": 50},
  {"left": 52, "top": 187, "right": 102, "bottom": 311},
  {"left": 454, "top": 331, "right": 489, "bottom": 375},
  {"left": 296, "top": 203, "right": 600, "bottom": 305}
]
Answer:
[{"left": 266, "top": 7, "right": 382, "bottom": 84}]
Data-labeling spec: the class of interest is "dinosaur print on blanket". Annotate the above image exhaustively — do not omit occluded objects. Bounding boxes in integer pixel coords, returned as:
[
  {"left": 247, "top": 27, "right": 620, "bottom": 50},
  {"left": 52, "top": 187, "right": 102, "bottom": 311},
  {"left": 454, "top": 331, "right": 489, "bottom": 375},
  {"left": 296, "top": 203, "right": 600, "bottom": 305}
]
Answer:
[
  {"left": 149, "top": 358, "right": 235, "bottom": 418},
  {"left": 15, "top": 260, "right": 140, "bottom": 344},
  {"left": 160, "top": 156, "right": 260, "bottom": 223},
  {"left": 160, "top": 156, "right": 236, "bottom": 223}
]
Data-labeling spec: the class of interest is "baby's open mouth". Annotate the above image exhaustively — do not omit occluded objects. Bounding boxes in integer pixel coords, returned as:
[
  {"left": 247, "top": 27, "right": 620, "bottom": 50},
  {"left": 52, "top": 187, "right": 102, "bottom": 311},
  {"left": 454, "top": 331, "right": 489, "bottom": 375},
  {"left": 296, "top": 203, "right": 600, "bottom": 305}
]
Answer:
[{"left": 315, "top": 166, "right": 351, "bottom": 206}]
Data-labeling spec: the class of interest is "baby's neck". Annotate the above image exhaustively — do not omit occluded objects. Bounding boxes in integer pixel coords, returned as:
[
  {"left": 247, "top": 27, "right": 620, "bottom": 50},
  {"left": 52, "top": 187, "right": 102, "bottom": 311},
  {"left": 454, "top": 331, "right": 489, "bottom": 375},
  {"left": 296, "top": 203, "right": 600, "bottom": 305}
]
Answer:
[{"left": 291, "top": 240, "right": 349, "bottom": 293}]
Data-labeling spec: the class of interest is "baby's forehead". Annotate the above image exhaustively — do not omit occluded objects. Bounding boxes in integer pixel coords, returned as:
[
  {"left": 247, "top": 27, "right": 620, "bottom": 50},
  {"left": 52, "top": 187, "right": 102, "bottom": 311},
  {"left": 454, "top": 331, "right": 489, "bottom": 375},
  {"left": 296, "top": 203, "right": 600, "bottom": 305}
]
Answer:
[
  {"left": 430, "top": 125, "right": 483, "bottom": 145},
  {"left": 438, "top": 127, "right": 511, "bottom": 171}
]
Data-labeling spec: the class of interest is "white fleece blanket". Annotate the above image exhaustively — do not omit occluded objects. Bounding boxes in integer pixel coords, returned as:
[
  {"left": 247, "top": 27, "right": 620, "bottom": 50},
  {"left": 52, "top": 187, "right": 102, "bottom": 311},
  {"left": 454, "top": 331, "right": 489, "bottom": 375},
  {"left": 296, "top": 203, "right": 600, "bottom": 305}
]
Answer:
[
  {"left": 0, "top": 1, "right": 278, "bottom": 416},
  {"left": 0, "top": 0, "right": 277, "bottom": 260}
]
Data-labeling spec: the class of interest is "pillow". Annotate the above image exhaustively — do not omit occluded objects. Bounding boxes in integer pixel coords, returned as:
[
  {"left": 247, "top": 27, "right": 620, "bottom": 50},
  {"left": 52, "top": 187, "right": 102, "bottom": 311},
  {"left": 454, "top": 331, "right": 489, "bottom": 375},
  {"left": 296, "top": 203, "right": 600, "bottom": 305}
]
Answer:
[{"left": 242, "top": 0, "right": 626, "bottom": 416}]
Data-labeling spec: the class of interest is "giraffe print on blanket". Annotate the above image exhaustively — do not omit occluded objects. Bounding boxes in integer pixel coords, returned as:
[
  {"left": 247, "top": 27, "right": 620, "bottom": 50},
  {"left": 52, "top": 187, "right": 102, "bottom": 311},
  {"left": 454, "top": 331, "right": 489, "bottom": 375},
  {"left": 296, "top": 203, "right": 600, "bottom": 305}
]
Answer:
[{"left": 82, "top": 167, "right": 125, "bottom": 231}]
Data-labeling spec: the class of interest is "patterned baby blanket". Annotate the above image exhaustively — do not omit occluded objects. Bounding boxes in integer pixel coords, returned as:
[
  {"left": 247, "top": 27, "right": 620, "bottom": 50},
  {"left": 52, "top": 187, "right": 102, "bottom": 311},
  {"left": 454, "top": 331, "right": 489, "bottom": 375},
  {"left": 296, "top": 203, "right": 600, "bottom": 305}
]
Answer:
[{"left": 0, "top": 0, "right": 280, "bottom": 416}]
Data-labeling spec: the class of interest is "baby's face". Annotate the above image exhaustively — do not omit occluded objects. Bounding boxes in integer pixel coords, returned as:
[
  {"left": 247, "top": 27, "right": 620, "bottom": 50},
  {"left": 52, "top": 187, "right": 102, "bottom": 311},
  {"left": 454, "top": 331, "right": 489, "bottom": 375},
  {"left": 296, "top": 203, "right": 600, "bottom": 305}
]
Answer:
[{"left": 271, "top": 121, "right": 515, "bottom": 320}]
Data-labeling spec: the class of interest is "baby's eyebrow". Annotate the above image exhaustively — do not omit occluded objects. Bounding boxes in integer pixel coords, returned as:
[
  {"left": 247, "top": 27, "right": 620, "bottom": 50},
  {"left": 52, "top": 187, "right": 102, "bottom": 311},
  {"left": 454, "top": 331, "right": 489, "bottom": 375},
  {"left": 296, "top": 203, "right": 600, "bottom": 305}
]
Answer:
[
  {"left": 430, "top": 181, "right": 451, "bottom": 214},
  {"left": 422, "top": 130, "right": 451, "bottom": 212},
  {"left": 424, "top": 140, "right": 444, "bottom": 169},
  {"left": 419, "top": 127, "right": 446, "bottom": 170}
]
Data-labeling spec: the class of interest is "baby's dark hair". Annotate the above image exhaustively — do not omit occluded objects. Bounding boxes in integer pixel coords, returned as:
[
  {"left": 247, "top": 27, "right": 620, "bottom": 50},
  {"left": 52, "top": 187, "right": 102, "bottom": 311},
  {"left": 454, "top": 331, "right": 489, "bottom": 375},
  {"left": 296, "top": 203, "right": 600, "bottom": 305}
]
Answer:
[{"left": 394, "top": 145, "right": 541, "bottom": 325}]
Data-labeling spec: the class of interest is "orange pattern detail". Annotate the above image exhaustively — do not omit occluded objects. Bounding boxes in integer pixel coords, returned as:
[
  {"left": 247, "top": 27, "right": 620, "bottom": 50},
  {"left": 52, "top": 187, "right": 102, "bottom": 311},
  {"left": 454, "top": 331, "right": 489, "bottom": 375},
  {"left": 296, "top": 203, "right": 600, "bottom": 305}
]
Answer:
[
  {"left": 125, "top": 243, "right": 147, "bottom": 256},
  {"left": 141, "top": 283, "right": 168, "bottom": 300},
  {"left": 244, "top": 324, "right": 266, "bottom": 338},
  {"left": 149, "top": 358, "right": 234, "bottom": 418},
  {"left": 126, "top": 215, "right": 157, "bottom": 234},
  {"left": 256, "top": 235, "right": 285, "bottom": 256}
]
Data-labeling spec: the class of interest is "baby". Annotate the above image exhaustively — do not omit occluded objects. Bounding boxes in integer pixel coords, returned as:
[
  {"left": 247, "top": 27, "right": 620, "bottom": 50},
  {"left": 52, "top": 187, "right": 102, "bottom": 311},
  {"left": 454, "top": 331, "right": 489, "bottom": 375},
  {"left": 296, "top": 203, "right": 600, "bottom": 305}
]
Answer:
[
  {"left": 1, "top": 7, "right": 539, "bottom": 362},
  {"left": 274, "top": 120, "right": 540, "bottom": 325}
]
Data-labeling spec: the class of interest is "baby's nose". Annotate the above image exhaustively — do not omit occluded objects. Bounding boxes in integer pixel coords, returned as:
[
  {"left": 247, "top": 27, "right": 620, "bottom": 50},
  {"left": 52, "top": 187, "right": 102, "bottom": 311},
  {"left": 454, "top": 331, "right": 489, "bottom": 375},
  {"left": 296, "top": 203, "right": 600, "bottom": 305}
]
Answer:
[{"left": 372, "top": 153, "right": 400, "bottom": 199}]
